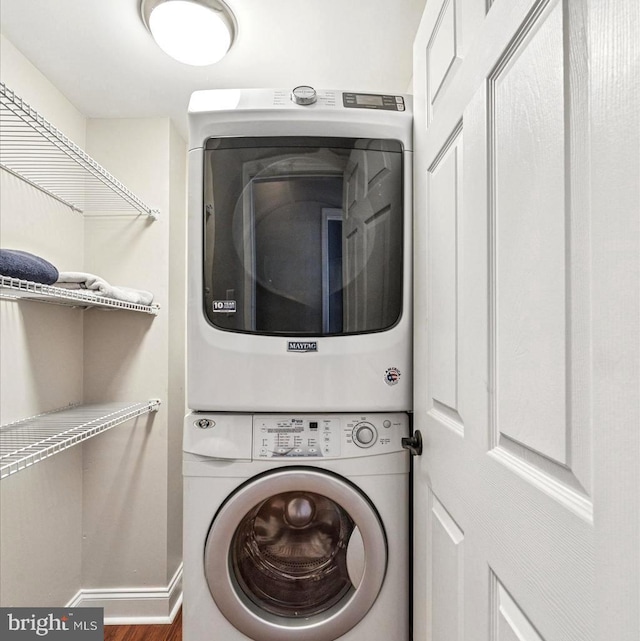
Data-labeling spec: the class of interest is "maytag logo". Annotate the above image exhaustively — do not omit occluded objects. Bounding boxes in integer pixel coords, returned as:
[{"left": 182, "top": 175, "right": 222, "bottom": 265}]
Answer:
[{"left": 287, "top": 341, "right": 318, "bottom": 353}]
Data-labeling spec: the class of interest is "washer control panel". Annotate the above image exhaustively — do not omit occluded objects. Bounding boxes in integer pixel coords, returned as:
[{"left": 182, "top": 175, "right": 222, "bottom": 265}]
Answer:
[{"left": 253, "top": 414, "right": 408, "bottom": 459}]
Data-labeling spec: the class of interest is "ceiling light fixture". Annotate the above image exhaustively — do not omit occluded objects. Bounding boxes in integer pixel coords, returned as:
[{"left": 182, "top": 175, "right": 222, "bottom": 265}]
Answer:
[{"left": 141, "top": 0, "right": 237, "bottom": 66}]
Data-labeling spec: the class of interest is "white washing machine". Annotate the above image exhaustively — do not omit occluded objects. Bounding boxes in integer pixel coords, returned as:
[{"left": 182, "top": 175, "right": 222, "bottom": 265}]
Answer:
[{"left": 183, "top": 412, "right": 410, "bottom": 641}]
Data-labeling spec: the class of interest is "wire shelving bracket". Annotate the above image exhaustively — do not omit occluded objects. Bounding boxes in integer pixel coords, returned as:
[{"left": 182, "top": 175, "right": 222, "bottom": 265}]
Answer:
[
  {"left": 0, "top": 82, "right": 160, "bottom": 219},
  {"left": 0, "top": 400, "right": 161, "bottom": 479}
]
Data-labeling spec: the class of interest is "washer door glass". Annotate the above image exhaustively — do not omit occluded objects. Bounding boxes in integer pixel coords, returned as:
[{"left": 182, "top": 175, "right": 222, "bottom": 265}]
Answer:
[
  {"left": 204, "top": 469, "right": 387, "bottom": 641},
  {"left": 231, "top": 491, "right": 354, "bottom": 617}
]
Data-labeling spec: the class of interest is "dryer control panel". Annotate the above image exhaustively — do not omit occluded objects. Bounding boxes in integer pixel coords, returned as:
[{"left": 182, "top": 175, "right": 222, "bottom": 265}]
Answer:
[{"left": 252, "top": 413, "right": 409, "bottom": 459}]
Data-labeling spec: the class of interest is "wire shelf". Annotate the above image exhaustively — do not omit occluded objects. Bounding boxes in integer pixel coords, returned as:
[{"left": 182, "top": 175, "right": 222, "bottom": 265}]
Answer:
[
  {"left": 0, "top": 400, "right": 161, "bottom": 479},
  {"left": 0, "top": 276, "right": 160, "bottom": 315},
  {"left": 0, "top": 82, "right": 159, "bottom": 219}
]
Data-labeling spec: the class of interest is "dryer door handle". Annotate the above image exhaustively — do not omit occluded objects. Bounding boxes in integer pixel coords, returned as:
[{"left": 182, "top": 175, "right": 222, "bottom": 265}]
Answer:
[{"left": 346, "top": 526, "right": 365, "bottom": 588}]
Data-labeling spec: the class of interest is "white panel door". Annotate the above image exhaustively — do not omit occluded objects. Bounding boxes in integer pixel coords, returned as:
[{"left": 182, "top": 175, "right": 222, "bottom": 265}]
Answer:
[{"left": 412, "top": 1, "right": 639, "bottom": 640}]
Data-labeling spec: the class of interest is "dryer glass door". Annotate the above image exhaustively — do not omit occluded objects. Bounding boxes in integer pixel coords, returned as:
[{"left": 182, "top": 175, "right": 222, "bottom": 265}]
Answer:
[
  {"left": 202, "top": 136, "right": 404, "bottom": 337},
  {"left": 231, "top": 490, "right": 354, "bottom": 617}
]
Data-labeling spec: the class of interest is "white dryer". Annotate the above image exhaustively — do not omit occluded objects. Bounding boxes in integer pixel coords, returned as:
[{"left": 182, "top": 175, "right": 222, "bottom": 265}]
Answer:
[
  {"left": 183, "top": 412, "right": 410, "bottom": 641},
  {"left": 187, "top": 88, "right": 413, "bottom": 413}
]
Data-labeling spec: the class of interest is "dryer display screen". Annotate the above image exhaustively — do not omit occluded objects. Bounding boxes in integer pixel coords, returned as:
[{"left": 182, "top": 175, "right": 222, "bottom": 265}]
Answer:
[{"left": 342, "top": 92, "right": 405, "bottom": 110}]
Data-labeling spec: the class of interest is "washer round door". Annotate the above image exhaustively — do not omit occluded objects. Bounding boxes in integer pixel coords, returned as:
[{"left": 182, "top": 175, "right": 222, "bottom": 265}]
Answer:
[{"left": 204, "top": 468, "right": 387, "bottom": 641}]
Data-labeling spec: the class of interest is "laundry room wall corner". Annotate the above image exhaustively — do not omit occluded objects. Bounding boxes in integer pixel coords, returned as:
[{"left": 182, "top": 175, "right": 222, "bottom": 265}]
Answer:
[
  {"left": 167, "top": 121, "right": 187, "bottom": 585},
  {"left": 79, "top": 116, "right": 186, "bottom": 620},
  {"left": 0, "top": 34, "right": 85, "bottom": 609}
]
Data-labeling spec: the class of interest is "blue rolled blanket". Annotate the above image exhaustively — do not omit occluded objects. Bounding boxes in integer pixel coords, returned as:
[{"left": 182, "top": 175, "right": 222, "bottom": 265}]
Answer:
[{"left": 0, "top": 249, "right": 59, "bottom": 285}]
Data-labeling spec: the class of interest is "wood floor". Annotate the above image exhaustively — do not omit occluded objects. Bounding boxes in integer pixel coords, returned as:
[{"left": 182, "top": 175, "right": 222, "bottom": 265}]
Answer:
[{"left": 103, "top": 609, "right": 182, "bottom": 641}]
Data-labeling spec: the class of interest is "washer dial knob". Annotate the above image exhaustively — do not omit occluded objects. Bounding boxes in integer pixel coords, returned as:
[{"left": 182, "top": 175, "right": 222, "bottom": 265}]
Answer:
[
  {"left": 352, "top": 422, "right": 377, "bottom": 448},
  {"left": 291, "top": 85, "right": 317, "bottom": 105}
]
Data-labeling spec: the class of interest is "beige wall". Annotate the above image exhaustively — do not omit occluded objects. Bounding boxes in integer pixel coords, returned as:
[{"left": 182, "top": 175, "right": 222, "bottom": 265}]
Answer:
[
  {"left": 0, "top": 35, "right": 186, "bottom": 619},
  {"left": 0, "top": 34, "right": 85, "bottom": 426},
  {"left": 81, "top": 117, "right": 185, "bottom": 593},
  {"left": 0, "top": 33, "right": 85, "bottom": 609}
]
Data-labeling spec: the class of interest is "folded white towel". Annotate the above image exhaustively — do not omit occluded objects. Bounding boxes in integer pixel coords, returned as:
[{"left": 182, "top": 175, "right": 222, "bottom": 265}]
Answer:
[{"left": 56, "top": 271, "right": 154, "bottom": 306}]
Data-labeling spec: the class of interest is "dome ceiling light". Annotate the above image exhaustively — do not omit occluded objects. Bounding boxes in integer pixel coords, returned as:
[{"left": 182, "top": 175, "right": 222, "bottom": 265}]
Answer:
[{"left": 141, "top": 0, "right": 237, "bottom": 66}]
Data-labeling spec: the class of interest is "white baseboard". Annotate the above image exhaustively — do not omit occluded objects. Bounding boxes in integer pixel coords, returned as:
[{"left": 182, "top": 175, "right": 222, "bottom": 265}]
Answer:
[{"left": 66, "top": 563, "right": 182, "bottom": 625}]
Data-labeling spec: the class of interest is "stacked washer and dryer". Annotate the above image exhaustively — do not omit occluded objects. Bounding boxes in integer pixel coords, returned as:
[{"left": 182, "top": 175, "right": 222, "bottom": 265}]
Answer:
[{"left": 184, "top": 87, "right": 413, "bottom": 641}]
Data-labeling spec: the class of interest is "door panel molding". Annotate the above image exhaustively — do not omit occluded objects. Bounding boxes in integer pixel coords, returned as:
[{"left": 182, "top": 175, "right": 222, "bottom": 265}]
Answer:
[
  {"left": 488, "top": 445, "right": 593, "bottom": 521},
  {"left": 428, "top": 123, "right": 464, "bottom": 424},
  {"left": 428, "top": 489, "right": 465, "bottom": 641},
  {"left": 427, "top": 0, "right": 463, "bottom": 124},
  {"left": 489, "top": 0, "right": 569, "bottom": 466},
  {"left": 490, "top": 571, "right": 546, "bottom": 641},
  {"left": 487, "top": 0, "right": 592, "bottom": 502}
]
